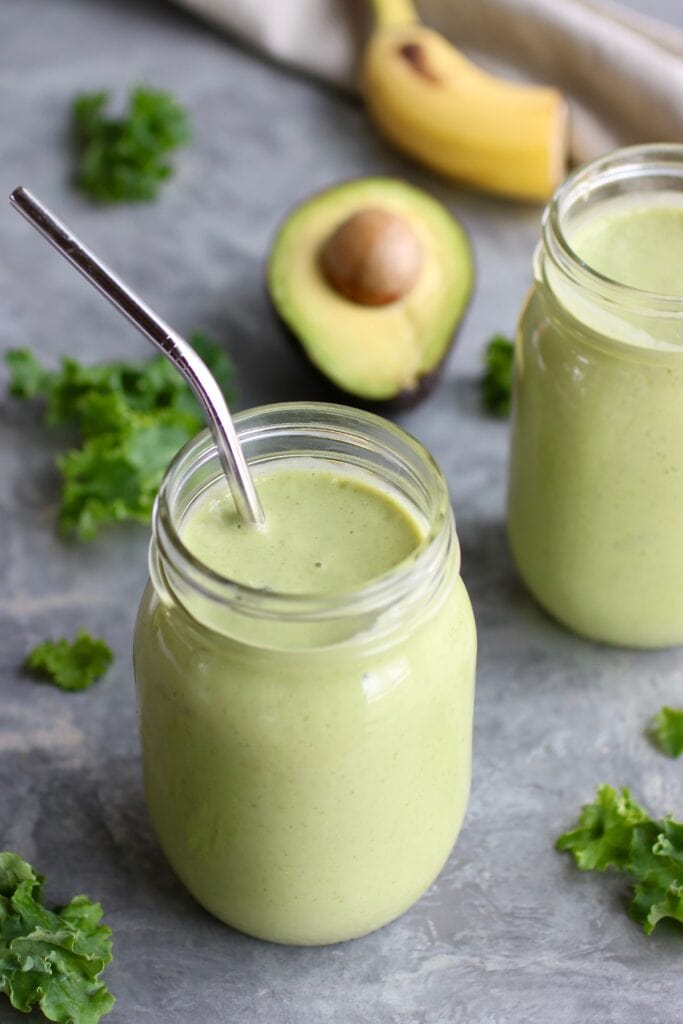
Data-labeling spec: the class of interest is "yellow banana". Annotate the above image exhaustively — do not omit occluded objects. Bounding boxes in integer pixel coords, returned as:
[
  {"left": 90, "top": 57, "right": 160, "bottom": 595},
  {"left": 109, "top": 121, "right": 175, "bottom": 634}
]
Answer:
[{"left": 362, "top": 0, "right": 568, "bottom": 201}]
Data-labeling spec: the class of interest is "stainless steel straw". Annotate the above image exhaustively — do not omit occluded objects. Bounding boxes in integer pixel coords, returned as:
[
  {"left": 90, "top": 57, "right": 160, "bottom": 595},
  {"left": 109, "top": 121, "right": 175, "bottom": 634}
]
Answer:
[{"left": 9, "top": 186, "right": 265, "bottom": 527}]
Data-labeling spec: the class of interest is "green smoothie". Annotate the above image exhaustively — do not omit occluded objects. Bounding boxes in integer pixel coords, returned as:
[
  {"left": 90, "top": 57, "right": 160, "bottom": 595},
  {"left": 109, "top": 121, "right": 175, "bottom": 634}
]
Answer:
[
  {"left": 508, "top": 190, "right": 683, "bottom": 646},
  {"left": 571, "top": 197, "right": 683, "bottom": 297},
  {"left": 182, "top": 467, "right": 424, "bottom": 593},
  {"left": 134, "top": 458, "right": 476, "bottom": 944}
]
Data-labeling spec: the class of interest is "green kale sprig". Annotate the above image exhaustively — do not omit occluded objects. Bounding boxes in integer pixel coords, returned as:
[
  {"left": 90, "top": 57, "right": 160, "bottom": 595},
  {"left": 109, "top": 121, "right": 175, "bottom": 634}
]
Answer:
[
  {"left": 481, "top": 334, "right": 514, "bottom": 416},
  {"left": 557, "top": 785, "right": 683, "bottom": 934},
  {"left": 652, "top": 707, "right": 683, "bottom": 759},
  {"left": 5, "top": 332, "right": 234, "bottom": 539},
  {"left": 0, "top": 852, "right": 114, "bottom": 1024},
  {"left": 26, "top": 632, "right": 113, "bottom": 692},
  {"left": 73, "top": 86, "right": 190, "bottom": 202}
]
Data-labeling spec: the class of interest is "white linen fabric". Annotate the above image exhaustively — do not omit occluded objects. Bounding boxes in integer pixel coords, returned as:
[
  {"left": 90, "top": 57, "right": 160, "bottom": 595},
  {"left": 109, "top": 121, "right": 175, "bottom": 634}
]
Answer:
[{"left": 172, "top": 0, "right": 683, "bottom": 162}]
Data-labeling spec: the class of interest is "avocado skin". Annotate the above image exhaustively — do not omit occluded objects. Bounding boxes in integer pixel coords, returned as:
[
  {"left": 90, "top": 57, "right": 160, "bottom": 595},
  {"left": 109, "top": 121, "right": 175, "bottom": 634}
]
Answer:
[{"left": 266, "top": 177, "right": 475, "bottom": 408}]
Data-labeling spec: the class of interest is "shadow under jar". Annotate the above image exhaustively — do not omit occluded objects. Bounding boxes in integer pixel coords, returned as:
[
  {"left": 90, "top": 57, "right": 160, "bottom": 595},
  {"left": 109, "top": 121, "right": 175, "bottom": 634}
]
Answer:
[
  {"left": 134, "top": 403, "right": 476, "bottom": 945},
  {"left": 508, "top": 144, "right": 683, "bottom": 648}
]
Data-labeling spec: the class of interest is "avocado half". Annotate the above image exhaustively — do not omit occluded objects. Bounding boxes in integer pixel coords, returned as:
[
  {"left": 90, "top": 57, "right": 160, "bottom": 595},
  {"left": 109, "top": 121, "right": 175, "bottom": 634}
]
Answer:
[{"left": 267, "top": 177, "right": 474, "bottom": 404}]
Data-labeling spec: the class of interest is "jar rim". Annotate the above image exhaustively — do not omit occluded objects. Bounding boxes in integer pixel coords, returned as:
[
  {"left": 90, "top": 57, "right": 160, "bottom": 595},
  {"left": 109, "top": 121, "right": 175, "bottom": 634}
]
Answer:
[
  {"left": 153, "top": 401, "right": 454, "bottom": 623},
  {"left": 543, "top": 143, "right": 683, "bottom": 317}
]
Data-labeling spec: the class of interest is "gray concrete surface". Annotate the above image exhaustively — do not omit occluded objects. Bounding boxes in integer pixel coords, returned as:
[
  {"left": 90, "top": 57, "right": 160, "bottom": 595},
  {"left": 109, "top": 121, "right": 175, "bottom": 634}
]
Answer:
[{"left": 1, "top": 1, "right": 682, "bottom": 1021}]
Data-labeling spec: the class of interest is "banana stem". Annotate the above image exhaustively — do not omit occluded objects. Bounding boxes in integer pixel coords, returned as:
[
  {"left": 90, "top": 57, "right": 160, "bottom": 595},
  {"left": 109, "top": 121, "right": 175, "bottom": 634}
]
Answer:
[{"left": 369, "top": 0, "right": 418, "bottom": 28}]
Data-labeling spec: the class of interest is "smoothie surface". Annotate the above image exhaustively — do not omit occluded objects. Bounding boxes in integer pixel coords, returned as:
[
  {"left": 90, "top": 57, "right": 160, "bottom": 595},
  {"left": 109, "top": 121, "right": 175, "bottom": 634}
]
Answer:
[
  {"left": 569, "top": 195, "right": 683, "bottom": 296},
  {"left": 181, "top": 465, "right": 424, "bottom": 594}
]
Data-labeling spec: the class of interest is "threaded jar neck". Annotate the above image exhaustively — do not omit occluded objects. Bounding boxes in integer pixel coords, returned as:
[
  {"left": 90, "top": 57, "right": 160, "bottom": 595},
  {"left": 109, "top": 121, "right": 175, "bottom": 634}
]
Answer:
[
  {"left": 150, "top": 403, "right": 456, "bottom": 644},
  {"left": 541, "top": 144, "right": 683, "bottom": 322}
]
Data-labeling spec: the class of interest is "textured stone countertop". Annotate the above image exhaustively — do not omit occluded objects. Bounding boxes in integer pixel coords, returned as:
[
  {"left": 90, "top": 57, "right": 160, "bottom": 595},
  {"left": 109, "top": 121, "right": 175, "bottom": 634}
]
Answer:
[{"left": 1, "top": 1, "right": 682, "bottom": 1021}]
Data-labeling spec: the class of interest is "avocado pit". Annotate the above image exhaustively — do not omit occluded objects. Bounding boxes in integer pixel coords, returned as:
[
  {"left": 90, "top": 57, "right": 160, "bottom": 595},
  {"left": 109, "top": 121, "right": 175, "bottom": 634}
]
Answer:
[{"left": 319, "top": 208, "right": 423, "bottom": 307}]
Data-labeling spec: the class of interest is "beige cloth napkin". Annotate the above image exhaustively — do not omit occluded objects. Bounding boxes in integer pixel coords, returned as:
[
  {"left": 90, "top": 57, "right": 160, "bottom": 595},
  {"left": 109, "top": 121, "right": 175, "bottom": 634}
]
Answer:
[{"left": 174, "top": 0, "right": 683, "bottom": 163}]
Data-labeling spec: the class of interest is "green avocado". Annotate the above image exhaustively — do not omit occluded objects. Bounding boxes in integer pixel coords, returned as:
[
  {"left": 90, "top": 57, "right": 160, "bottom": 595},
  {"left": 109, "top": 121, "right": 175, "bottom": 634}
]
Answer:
[{"left": 267, "top": 177, "right": 474, "bottom": 403}]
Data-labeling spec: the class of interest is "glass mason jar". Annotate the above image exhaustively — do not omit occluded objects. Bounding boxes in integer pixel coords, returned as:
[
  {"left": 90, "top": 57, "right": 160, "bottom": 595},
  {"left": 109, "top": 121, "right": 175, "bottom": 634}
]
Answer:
[
  {"left": 134, "top": 403, "right": 476, "bottom": 945},
  {"left": 508, "top": 145, "right": 683, "bottom": 648}
]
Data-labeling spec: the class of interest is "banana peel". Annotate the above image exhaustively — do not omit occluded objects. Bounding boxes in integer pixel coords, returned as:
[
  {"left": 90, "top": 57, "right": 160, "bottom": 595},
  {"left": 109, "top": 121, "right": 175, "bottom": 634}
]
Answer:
[{"left": 363, "top": 0, "right": 568, "bottom": 201}]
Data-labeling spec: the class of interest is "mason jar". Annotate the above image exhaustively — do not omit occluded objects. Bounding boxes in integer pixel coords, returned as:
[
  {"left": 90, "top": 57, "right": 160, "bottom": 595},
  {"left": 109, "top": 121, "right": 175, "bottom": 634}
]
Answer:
[
  {"left": 508, "top": 144, "right": 683, "bottom": 648},
  {"left": 134, "top": 403, "right": 477, "bottom": 945}
]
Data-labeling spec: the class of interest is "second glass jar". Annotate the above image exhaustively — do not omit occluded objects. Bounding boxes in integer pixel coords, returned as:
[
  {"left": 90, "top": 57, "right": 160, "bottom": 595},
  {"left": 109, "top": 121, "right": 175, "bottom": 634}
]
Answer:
[{"left": 508, "top": 145, "right": 683, "bottom": 648}]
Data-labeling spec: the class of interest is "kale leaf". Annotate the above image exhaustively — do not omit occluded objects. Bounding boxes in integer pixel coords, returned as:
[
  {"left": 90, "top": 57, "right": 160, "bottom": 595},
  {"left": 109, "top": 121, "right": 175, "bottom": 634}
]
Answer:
[
  {"left": 0, "top": 852, "right": 114, "bottom": 1024},
  {"left": 73, "top": 86, "right": 190, "bottom": 202},
  {"left": 557, "top": 785, "right": 683, "bottom": 935},
  {"left": 5, "top": 332, "right": 234, "bottom": 539},
  {"left": 482, "top": 334, "right": 514, "bottom": 416},
  {"left": 652, "top": 707, "right": 683, "bottom": 758},
  {"left": 25, "top": 632, "right": 113, "bottom": 692}
]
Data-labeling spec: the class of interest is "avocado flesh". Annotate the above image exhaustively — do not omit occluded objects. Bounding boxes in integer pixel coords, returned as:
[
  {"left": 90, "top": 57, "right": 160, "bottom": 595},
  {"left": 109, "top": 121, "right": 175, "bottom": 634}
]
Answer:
[{"left": 267, "top": 178, "right": 473, "bottom": 402}]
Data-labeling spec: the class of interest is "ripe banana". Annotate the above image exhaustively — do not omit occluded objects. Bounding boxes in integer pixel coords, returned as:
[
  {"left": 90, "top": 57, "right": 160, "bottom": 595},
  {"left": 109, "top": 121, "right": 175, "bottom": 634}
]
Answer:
[{"left": 362, "top": 0, "right": 568, "bottom": 201}]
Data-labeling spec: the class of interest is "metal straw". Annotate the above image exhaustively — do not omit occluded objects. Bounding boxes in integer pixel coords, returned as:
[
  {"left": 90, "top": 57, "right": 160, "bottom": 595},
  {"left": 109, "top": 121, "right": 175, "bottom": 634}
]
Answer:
[{"left": 9, "top": 186, "right": 265, "bottom": 527}]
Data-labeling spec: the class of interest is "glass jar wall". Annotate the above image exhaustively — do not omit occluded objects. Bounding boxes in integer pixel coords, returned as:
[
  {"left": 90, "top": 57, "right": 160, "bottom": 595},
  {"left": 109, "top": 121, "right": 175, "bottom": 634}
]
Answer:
[{"left": 508, "top": 145, "right": 683, "bottom": 647}]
